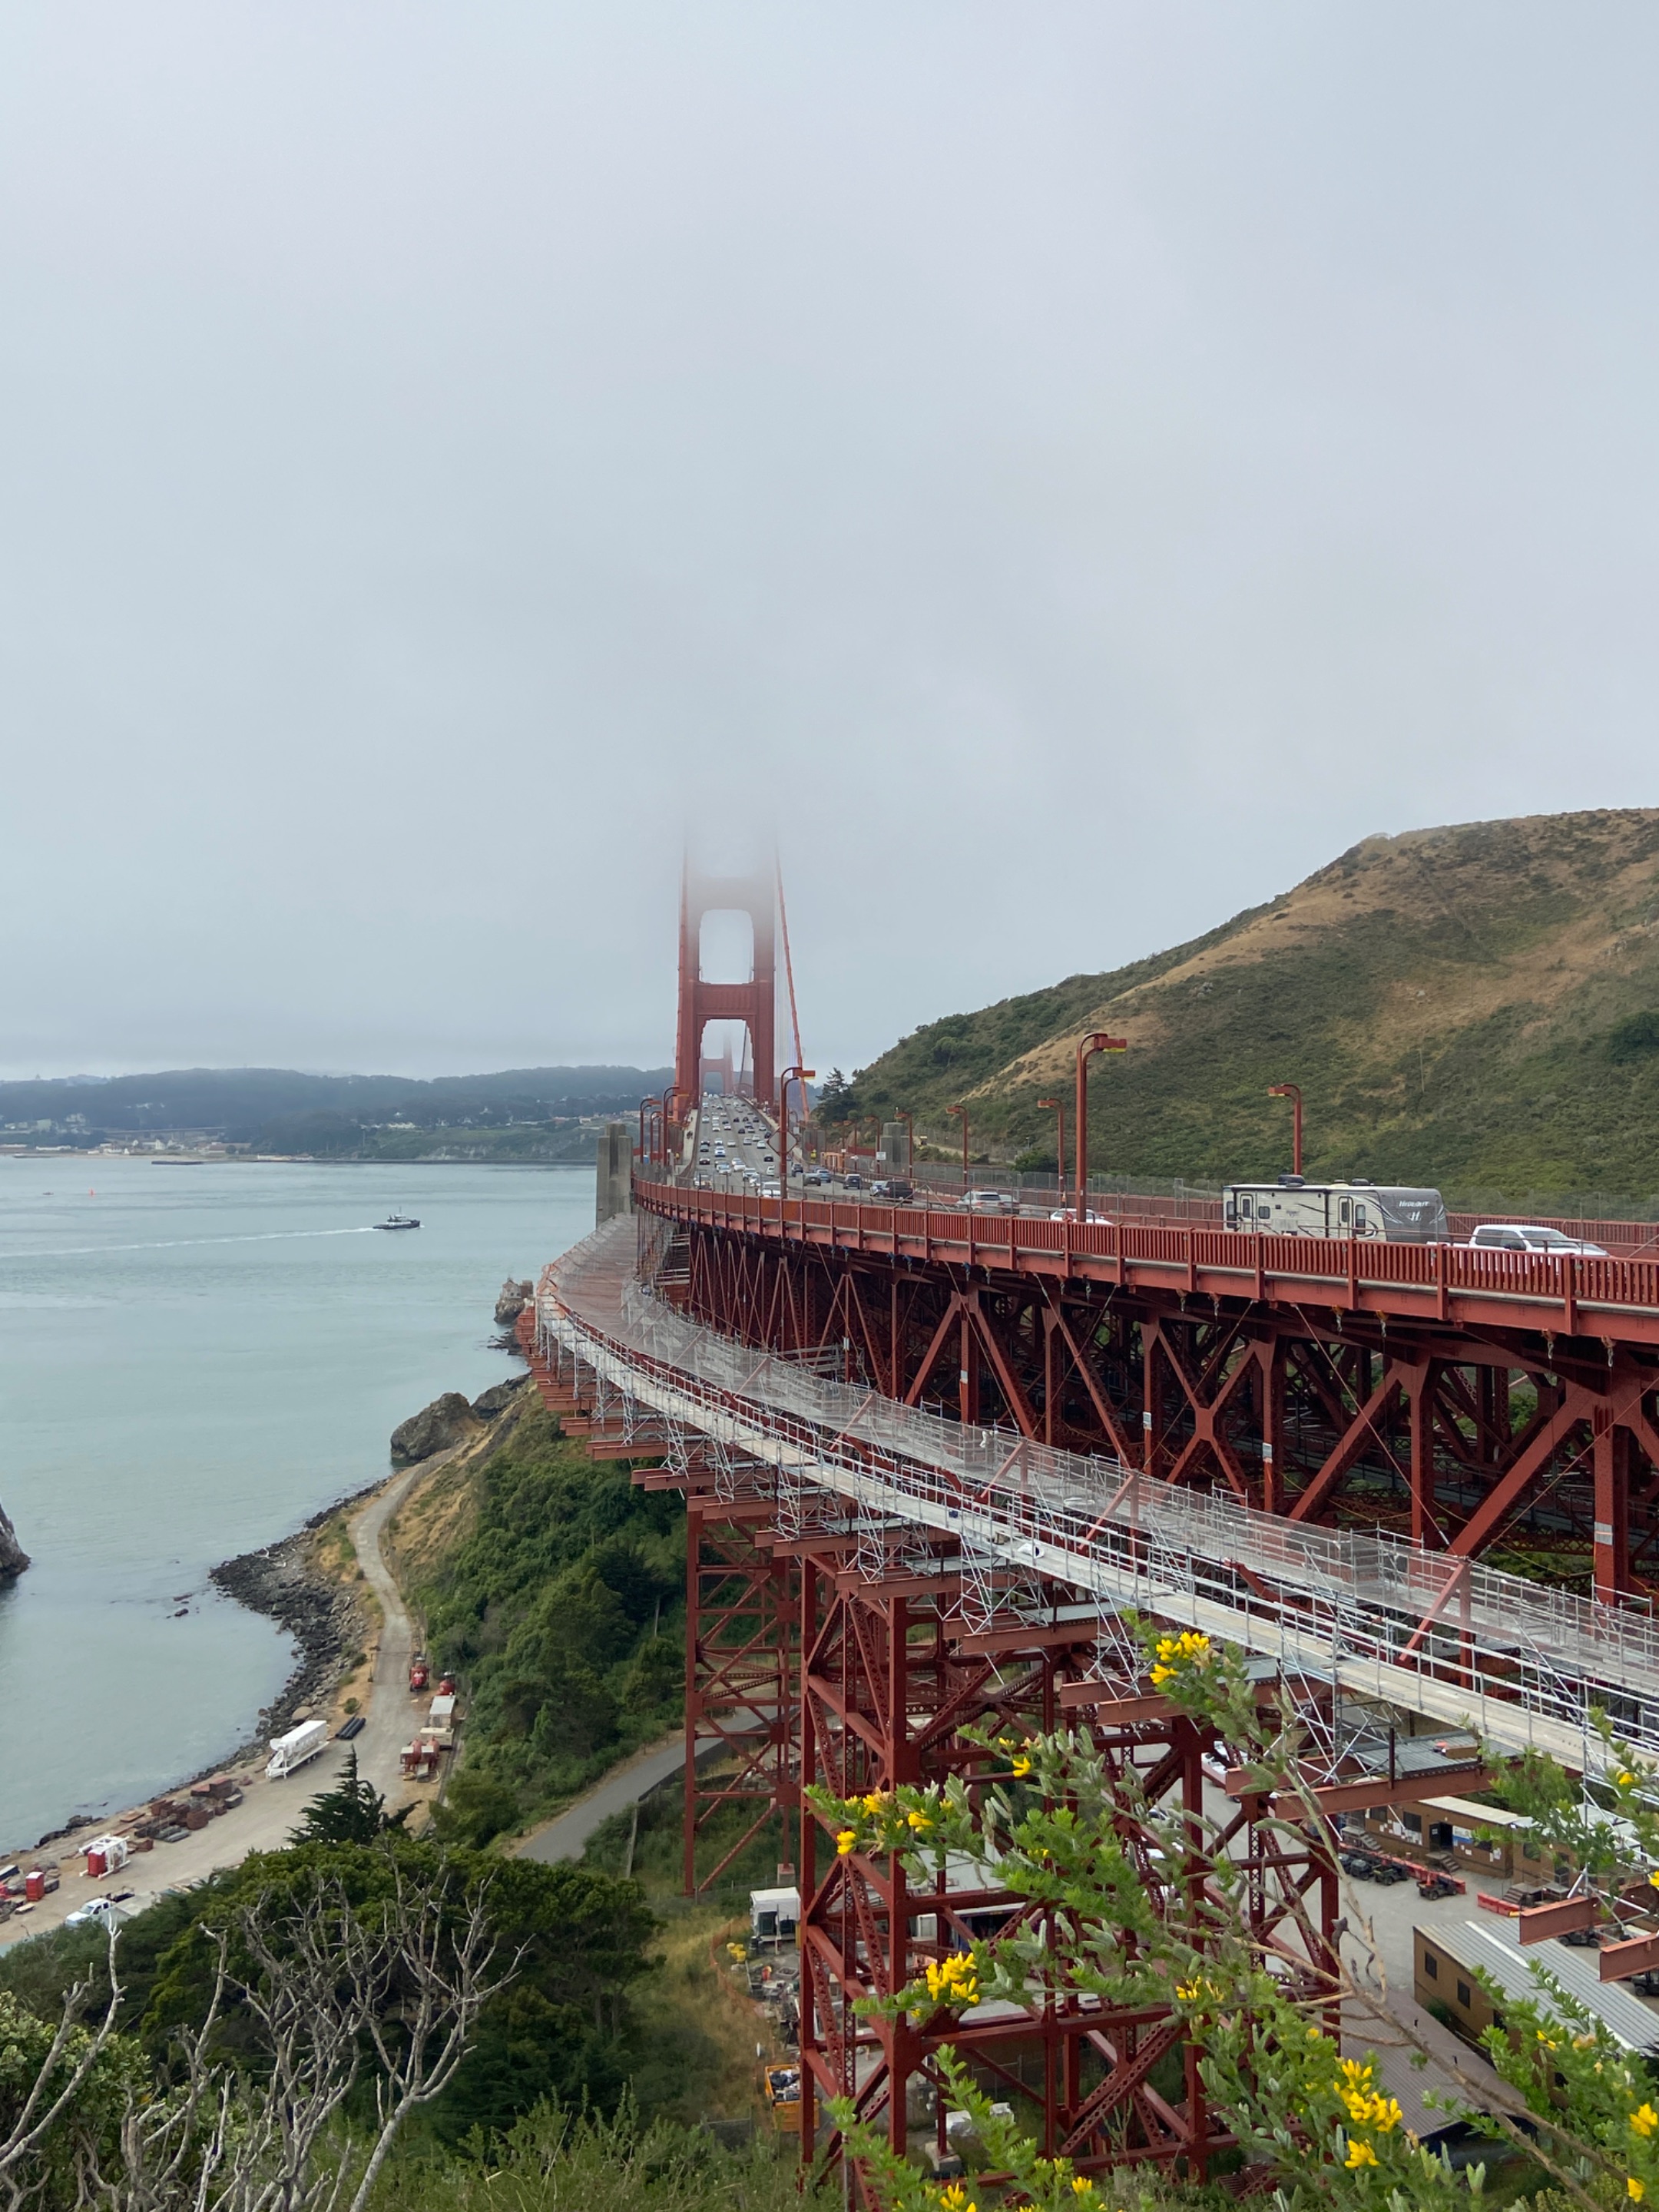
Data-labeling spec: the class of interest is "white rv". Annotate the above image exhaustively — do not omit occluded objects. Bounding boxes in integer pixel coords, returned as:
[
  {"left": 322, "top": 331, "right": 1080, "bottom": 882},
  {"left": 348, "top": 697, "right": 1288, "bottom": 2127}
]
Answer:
[{"left": 1223, "top": 1177, "right": 1448, "bottom": 1243}]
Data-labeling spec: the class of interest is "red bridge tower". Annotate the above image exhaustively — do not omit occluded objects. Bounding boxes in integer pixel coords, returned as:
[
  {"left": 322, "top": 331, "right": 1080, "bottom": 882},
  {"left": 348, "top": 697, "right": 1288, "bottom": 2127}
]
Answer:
[{"left": 675, "top": 863, "right": 777, "bottom": 1111}]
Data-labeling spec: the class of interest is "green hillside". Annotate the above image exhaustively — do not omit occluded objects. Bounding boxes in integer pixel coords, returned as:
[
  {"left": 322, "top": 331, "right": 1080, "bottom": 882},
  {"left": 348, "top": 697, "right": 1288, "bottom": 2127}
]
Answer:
[{"left": 832, "top": 810, "right": 1659, "bottom": 1206}]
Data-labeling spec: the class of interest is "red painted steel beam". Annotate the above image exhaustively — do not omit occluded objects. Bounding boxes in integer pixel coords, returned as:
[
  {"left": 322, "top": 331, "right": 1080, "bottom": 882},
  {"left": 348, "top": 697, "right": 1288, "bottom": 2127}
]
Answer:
[
  {"left": 1517, "top": 1895, "right": 1600, "bottom": 1943},
  {"left": 1601, "top": 1932, "right": 1659, "bottom": 1980}
]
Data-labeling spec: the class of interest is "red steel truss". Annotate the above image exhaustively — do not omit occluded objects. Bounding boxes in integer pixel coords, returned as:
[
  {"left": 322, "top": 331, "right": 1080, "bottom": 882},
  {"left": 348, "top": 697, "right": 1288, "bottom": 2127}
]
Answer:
[
  {"left": 526, "top": 1313, "right": 796, "bottom": 1895},
  {"left": 680, "top": 1485, "right": 796, "bottom": 1893},
  {"left": 524, "top": 1303, "right": 1338, "bottom": 2188},
  {"left": 793, "top": 1558, "right": 1319, "bottom": 2183},
  {"left": 647, "top": 1181, "right": 1659, "bottom": 1601}
]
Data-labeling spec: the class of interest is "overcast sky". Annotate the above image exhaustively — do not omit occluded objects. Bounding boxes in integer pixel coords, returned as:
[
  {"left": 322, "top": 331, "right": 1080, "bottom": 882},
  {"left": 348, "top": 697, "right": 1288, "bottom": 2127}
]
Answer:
[{"left": 3, "top": 5, "right": 1656, "bottom": 1081}]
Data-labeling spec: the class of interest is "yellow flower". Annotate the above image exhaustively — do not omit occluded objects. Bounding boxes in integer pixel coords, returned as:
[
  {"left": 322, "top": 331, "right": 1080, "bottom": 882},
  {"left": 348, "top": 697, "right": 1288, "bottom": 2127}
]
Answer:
[
  {"left": 1011, "top": 1754, "right": 1033, "bottom": 1778},
  {"left": 939, "top": 2187, "right": 976, "bottom": 2212},
  {"left": 861, "top": 1791, "right": 886, "bottom": 1816},
  {"left": 1149, "top": 1665, "right": 1174, "bottom": 1687},
  {"left": 923, "top": 1953, "right": 980, "bottom": 2007},
  {"left": 907, "top": 1808, "right": 932, "bottom": 1831},
  {"left": 1620, "top": 1771, "right": 1637, "bottom": 1786},
  {"left": 1634, "top": 2105, "right": 1659, "bottom": 2139},
  {"left": 1306, "top": 2026, "right": 1323, "bottom": 2040},
  {"left": 1344, "top": 2139, "right": 1379, "bottom": 2171},
  {"left": 1070, "top": 2180, "right": 1094, "bottom": 2197},
  {"left": 836, "top": 1830, "right": 856, "bottom": 1856},
  {"left": 1629, "top": 2181, "right": 1645, "bottom": 2203}
]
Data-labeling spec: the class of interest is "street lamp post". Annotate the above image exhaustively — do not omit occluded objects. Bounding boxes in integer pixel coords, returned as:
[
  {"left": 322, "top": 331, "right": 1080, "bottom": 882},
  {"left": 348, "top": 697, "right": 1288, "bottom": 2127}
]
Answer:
[
  {"left": 778, "top": 1065, "right": 815, "bottom": 1235},
  {"left": 661, "top": 1084, "right": 687, "bottom": 1176},
  {"left": 1074, "top": 1033, "right": 1128, "bottom": 1218},
  {"left": 947, "top": 1104, "right": 969, "bottom": 1193},
  {"left": 1268, "top": 1083, "right": 1304, "bottom": 1177},
  {"left": 1037, "top": 1097, "right": 1066, "bottom": 1197},
  {"left": 896, "top": 1110, "right": 915, "bottom": 1187},
  {"left": 863, "top": 1115, "right": 883, "bottom": 1175}
]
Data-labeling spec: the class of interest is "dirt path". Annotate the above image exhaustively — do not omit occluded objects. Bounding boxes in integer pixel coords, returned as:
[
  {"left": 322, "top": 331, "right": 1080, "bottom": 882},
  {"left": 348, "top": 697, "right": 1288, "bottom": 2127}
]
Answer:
[{"left": 345, "top": 1455, "right": 446, "bottom": 1807}]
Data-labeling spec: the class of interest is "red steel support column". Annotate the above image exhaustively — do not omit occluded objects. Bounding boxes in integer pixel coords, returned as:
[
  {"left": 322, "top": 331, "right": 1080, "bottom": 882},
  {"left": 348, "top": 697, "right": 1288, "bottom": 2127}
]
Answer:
[
  {"left": 1142, "top": 1322, "right": 1164, "bottom": 1477},
  {"left": 1256, "top": 1336, "right": 1286, "bottom": 1515},
  {"left": 1405, "top": 1356, "right": 1437, "bottom": 1547},
  {"left": 1594, "top": 1406, "right": 1634, "bottom": 1602},
  {"left": 796, "top": 1553, "right": 820, "bottom": 2165}
]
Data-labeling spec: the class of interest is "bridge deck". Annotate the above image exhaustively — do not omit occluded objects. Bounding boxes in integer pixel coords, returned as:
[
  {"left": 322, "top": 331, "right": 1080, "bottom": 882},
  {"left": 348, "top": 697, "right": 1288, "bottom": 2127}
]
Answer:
[
  {"left": 636, "top": 1176, "right": 1659, "bottom": 1345},
  {"left": 542, "top": 1219, "right": 1659, "bottom": 1775}
]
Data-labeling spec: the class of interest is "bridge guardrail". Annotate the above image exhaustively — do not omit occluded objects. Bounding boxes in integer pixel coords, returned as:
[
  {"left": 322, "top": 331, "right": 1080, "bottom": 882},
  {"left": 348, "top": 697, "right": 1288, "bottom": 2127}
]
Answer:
[{"left": 636, "top": 1174, "right": 1659, "bottom": 1330}]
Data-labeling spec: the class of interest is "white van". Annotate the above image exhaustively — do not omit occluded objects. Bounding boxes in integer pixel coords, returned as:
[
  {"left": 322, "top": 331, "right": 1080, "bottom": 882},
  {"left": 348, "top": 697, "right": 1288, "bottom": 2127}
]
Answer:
[{"left": 1223, "top": 1177, "right": 1448, "bottom": 1243}]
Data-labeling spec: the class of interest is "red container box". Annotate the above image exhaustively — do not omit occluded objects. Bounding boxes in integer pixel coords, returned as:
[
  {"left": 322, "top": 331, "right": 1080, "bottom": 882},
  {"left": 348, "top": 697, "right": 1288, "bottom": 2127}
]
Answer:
[{"left": 25, "top": 1871, "right": 45, "bottom": 1902}]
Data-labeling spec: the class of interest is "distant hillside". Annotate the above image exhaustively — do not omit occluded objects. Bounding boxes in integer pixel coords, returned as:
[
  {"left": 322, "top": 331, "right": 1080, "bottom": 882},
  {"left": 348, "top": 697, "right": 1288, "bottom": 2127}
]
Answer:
[
  {"left": 0, "top": 1065, "right": 672, "bottom": 1158},
  {"left": 834, "top": 810, "right": 1659, "bottom": 1204}
]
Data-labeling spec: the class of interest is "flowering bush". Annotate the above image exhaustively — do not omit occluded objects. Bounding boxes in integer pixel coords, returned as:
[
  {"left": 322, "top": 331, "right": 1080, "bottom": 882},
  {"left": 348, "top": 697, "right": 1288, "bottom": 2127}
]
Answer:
[{"left": 808, "top": 1612, "right": 1659, "bottom": 2212}]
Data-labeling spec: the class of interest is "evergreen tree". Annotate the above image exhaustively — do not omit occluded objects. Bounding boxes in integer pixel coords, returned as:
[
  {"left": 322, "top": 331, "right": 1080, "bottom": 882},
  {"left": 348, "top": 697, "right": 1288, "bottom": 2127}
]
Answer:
[{"left": 287, "top": 1748, "right": 388, "bottom": 1845}]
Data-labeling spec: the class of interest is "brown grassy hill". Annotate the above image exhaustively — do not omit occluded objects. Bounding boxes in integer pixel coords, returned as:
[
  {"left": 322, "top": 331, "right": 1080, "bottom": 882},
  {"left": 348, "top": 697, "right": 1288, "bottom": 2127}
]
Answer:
[{"left": 832, "top": 809, "right": 1659, "bottom": 1204}]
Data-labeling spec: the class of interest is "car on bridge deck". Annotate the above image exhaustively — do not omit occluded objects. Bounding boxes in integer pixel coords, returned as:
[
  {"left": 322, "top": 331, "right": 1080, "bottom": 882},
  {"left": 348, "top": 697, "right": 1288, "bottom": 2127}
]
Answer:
[
  {"left": 1465, "top": 1222, "right": 1609, "bottom": 1257},
  {"left": 963, "top": 1187, "right": 1019, "bottom": 1214}
]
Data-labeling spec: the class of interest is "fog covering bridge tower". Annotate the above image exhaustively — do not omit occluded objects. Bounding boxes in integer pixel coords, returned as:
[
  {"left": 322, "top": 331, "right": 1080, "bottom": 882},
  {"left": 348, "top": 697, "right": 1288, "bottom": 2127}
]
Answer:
[{"left": 675, "top": 861, "right": 777, "bottom": 1111}]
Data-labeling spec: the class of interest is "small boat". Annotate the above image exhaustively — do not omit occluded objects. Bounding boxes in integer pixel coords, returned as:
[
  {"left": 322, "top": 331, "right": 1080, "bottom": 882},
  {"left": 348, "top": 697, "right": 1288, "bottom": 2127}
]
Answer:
[{"left": 373, "top": 1213, "right": 422, "bottom": 1231}]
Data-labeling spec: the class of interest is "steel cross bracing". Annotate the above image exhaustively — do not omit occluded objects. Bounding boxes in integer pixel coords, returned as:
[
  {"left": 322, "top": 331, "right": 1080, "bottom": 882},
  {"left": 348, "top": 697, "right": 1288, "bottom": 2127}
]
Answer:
[
  {"left": 638, "top": 1174, "right": 1659, "bottom": 1344},
  {"left": 644, "top": 1175, "right": 1659, "bottom": 1601},
  {"left": 539, "top": 1220, "right": 1659, "bottom": 1778},
  {"left": 529, "top": 1227, "right": 1339, "bottom": 2178}
]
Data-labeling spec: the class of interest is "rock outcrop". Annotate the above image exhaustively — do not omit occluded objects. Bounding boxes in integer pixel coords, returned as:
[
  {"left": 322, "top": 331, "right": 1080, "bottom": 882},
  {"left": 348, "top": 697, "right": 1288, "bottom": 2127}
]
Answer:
[
  {"left": 0, "top": 1496, "right": 28, "bottom": 1579},
  {"left": 493, "top": 1278, "right": 534, "bottom": 1327},
  {"left": 212, "top": 1515, "right": 369, "bottom": 1750},
  {"left": 471, "top": 1377, "right": 527, "bottom": 1422},
  {"left": 389, "top": 1392, "right": 477, "bottom": 1466}
]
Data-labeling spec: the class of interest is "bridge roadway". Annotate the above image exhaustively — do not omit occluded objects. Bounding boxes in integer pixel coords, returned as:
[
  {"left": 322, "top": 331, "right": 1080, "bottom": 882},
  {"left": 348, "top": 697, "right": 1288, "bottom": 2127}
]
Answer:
[
  {"left": 540, "top": 1217, "right": 1659, "bottom": 1778},
  {"left": 636, "top": 1171, "right": 1659, "bottom": 1346}
]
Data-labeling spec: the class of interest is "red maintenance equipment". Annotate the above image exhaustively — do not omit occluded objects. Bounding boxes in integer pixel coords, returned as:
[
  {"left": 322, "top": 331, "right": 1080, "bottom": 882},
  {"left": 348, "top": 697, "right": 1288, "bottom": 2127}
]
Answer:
[{"left": 409, "top": 1654, "right": 429, "bottom": 1693}]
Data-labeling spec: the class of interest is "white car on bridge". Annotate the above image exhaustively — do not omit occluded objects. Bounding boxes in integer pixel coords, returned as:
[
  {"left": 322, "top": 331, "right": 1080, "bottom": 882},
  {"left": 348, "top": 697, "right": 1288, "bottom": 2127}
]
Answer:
[{"left": 1466, "top": 1223, "right": 1608, "bottom": 1257}]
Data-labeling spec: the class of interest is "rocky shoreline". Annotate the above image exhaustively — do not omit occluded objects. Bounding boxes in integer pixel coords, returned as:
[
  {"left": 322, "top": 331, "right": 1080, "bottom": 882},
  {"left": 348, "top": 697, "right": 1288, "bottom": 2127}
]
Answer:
[
  {"left": 209, "top": 1489, "right": 379, "bottom": 1763},
  {"left": 18, "top": 1310, "right": 531, "bottom": 1851},
  {"left": 26, "top": 1488, "right": 379, "bottom": 1849}
]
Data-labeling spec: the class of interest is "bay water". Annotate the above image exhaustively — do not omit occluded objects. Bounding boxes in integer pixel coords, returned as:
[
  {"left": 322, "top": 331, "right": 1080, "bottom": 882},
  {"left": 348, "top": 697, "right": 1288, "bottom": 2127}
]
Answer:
[{"left": 0, "top": 1157, "right": 593, "bottom": 1851}]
